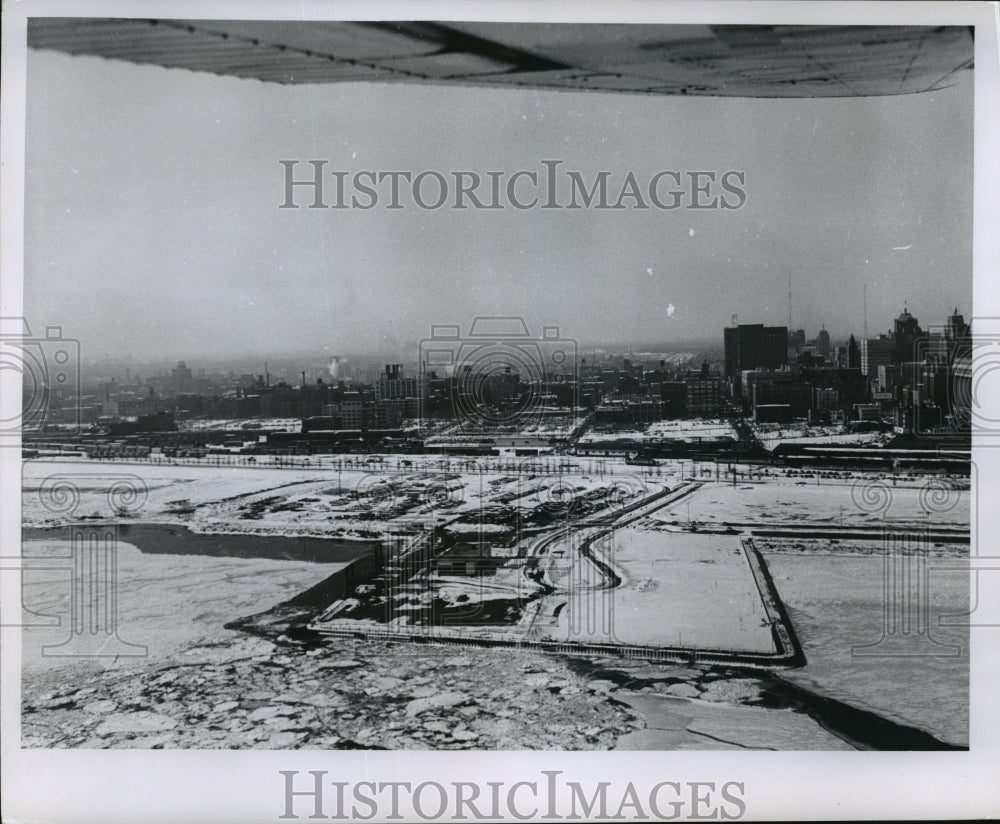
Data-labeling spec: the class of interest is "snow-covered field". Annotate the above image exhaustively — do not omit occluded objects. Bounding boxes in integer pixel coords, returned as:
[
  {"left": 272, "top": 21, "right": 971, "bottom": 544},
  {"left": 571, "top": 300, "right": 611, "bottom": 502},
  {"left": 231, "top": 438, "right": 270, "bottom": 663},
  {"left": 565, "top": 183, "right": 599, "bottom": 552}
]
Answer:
[
  {"left": 751, "top": 423, "right": 892, "bottom": 451},
  {"left": 178, "top": 418, "right": 301, "bottom": 432},
  {"left": 763, "top": 550, "right": 968, "bottom": 746},
  {"left": 575, "top": 429, "right": 645, "bottom": 443},
  {"left": 21, "top": 459, "right": 664, "bottom": 541},
  {"left": 651, "top": 477, "right": 969, "bottom": 530},
  {"left": 536, "top": 530, "right": 774, "bottom": 652},
  {"left": 645, "top": 420, "right": 737, "bottom": 441},
  {"left": 578, "top": 420, "right": 737, "bottom": 444},
  {"left": 22, "top": 461, "right": 329, "bottom": 525}
]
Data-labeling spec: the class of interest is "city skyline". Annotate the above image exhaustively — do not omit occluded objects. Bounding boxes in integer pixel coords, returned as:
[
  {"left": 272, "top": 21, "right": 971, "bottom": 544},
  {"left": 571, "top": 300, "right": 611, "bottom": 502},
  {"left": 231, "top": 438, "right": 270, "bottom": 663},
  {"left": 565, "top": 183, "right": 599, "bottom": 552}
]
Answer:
[
  {"left": 49, "top": 298, "right": 971, "bottom": 447},
  {"left": 73, "top": 301, "right": 971, "bottom": 382}
]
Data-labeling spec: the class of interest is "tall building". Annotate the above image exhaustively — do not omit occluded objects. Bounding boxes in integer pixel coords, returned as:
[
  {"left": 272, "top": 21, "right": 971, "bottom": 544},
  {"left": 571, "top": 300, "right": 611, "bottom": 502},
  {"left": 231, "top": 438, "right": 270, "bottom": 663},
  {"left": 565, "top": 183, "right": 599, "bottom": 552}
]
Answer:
[
  {"left": 816, "top": 327, "right": 831, "bottom": 358},
  {"left": 847, "top": 334, "right": 860, "bottom": 370},
  {"left": 861, "top": 336, "right": 896, "bottom": 378},
  {"left": 374, "top": 364, "right": 418, "bottom": 401},
  {"left": 800, "top": 366, "right": 868, "bottom": 407},
  {"left": 169, "top": 360, "right": 196, "bottom": 393},
  {"left": 751, "top": 379, "right": 812, "bottom": 418},
  {"left": 946, "top": 308, "right": 970, "bottom": 345},
  {"left": 685, "top": 369, "right": 722, "bottom": 417},
  {"left": 892, "top": 307, "right": 923, "bottom": 367},
  {"left": 787, "top": 329, "right": 806, "bottom": 359},
  {"left": 723, "top": 323, "right": 788, "bottom": 379}
]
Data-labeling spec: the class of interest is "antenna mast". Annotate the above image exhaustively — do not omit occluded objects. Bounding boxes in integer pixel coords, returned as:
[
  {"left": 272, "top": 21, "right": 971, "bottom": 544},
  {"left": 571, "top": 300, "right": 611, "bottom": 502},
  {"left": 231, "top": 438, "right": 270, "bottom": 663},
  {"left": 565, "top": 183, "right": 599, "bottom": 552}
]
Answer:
[
  {"left": 787, "top": 272, "right": 793, "bottom": 329},
  {"left": 863, "top": 284, "right": 869, "bottom": 340}
]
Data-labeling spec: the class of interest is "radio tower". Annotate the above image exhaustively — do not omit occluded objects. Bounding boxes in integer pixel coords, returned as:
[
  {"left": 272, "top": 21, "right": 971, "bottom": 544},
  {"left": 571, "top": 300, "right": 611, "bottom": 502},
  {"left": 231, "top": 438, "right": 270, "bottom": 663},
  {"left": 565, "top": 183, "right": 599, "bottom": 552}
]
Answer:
[
  {"left": 863, "top": 284, "right": 869, "bottom": 340},
  {"left": 787, "top": 273, "right": 793, "bottom": 328}
]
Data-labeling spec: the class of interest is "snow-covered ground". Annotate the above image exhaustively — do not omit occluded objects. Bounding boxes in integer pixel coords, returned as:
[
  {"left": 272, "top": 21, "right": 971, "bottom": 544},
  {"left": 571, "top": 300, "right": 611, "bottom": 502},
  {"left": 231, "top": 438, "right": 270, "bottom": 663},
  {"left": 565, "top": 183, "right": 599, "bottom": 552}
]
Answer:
[
  {"left": 650, "top": 476, "right": 969, "bottom": 530},
  {"left": 576, "top": 429, "right": 645, "bottom": 442},
  {"left": 763, "top": 549, "right": 968, "bottom": 747},
  {"left": 752, "top": 423, "right": 892, "bottom": 451},
  {"left": 17, "top": 456, "right": 972, "bottom": 751},
  {"left": 536, "top": 530, "right": 775, "bottom": 652},
  {"left": 178, "top": 418, "right": 301, "bottom": 432},
  {"left": 22, "top": 461, "right": 339, "bottom": 532},
  {"left": 23, "top": 458, "right": 968, "bottom": 548},
  {"left": 645, "top": 420, "right": 738, "bottom": 442},
  {"left": 21, "top": 459, "right": 662, "bottom": 541},
  {"left": 577, "top": 420, "right": 737, "bottom": 444}
]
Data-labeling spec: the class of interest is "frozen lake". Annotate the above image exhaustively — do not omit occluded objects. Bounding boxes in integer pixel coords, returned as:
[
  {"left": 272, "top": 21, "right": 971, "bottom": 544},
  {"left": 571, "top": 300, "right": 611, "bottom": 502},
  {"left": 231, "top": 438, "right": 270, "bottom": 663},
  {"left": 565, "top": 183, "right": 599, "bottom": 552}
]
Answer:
[{"left": 20, "top": 534, "right": 347, "bottom": 677}]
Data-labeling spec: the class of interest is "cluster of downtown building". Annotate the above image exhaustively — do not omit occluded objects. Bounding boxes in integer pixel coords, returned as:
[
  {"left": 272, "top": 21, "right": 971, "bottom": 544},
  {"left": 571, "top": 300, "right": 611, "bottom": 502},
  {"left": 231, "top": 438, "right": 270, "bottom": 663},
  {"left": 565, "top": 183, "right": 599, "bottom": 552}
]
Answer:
[
  {"left": 723, "top": 306, "right": 971, "bottom": 432},
  {"left": 28, "top": 306, "right": 971, "bottom": 460}
]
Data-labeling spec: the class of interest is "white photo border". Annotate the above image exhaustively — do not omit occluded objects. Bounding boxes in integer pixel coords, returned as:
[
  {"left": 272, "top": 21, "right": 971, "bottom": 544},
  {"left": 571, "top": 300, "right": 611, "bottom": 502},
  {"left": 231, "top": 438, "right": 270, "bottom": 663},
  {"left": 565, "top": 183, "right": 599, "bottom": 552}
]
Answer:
[{"left": 2, "top": 1, "right": 998, "bottom": 821}]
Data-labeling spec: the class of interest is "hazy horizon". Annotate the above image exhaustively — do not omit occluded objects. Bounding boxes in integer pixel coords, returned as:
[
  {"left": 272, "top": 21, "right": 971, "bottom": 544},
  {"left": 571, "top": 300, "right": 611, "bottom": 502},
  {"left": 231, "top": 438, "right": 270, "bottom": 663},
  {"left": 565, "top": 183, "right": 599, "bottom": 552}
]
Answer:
[{"left": 24, "top": 30, "right": 973, "bottom": 361}]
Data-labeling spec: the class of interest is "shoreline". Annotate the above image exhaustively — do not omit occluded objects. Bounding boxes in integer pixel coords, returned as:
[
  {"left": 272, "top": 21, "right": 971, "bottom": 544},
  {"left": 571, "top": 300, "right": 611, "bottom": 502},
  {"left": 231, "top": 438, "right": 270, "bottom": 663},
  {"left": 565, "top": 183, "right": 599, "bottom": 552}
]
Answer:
[{"left": 22, "top": 522, "right": 379, "bottom": 565}]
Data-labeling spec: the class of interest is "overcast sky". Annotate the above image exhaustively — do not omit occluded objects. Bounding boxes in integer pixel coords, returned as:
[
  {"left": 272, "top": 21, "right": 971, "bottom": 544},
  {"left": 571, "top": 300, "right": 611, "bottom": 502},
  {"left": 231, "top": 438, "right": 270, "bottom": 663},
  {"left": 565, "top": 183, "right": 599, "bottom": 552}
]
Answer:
[{"left": 24, "top": 41, "right": 973, "bottom": 361}]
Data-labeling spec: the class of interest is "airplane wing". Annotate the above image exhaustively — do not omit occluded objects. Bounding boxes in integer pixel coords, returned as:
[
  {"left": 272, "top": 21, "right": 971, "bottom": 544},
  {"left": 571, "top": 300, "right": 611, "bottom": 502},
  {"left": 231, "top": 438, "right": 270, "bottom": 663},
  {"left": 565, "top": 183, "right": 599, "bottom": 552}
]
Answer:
[{"left": 27, "top": 19, "right": 973, "bottom": 98}]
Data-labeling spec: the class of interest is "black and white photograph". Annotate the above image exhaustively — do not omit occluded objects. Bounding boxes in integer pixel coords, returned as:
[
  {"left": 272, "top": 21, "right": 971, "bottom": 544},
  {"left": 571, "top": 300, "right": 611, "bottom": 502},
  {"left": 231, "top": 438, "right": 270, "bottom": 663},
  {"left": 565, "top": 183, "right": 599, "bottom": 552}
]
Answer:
[{"left": 2, "top": 2, "right": 999, "bottom": 822}]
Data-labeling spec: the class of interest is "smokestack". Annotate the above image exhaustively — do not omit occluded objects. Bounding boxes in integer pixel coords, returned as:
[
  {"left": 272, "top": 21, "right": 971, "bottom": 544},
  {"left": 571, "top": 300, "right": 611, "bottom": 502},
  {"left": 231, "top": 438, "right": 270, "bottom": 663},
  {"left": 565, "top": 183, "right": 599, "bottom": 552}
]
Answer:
[
  {"left": 265, "top": 361, "right": 270, "bottom": 387},
  {"left": 301, "top": 371, "right": 306, "bottom": 388}
]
